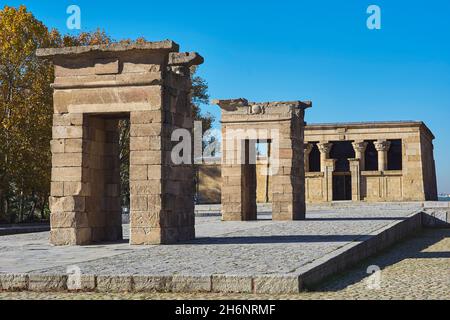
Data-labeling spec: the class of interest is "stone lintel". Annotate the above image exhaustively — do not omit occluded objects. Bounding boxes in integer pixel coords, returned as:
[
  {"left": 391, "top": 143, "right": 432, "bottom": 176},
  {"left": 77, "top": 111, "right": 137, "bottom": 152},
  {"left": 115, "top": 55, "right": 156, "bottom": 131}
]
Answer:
[
  {"left": 168, "top": 52, "right": 204, "bottom": 67},
  {"left": 306, "top": 121, "right": 435, "bottom": 140},
  {"left": 36, "top": 40, "right": 179, "bottom": 59},
  {"left": 212, "top": 98, "right": 312, "bottom": 111},
  {"left": 212, "top": 98, "right": 249, "bottom": 111}
]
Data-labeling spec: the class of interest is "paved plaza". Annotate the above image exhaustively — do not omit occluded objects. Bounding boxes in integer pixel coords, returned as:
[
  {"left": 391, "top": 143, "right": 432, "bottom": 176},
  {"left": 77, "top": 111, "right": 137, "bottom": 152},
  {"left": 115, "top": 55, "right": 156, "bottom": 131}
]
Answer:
[
  {"left": 0, "top": 205, "right": 426, "bottom": 293},
  {"left": 1, "top": 228, "right": 448, "bottom": 300}
]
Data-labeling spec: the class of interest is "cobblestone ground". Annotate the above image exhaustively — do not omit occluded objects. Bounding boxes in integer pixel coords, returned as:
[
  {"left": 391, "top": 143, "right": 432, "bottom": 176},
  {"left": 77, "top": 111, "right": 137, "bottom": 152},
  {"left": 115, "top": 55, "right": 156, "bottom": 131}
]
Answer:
[
  {"left": 0, "top": 208, "right": 416, "bottom": 275},
  {"left": 1, "top": 228, "right": 448, "bottom": 300}
]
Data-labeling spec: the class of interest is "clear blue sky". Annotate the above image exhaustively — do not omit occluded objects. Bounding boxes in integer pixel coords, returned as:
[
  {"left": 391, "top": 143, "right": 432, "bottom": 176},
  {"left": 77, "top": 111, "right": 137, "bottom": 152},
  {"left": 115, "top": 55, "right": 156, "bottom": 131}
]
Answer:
[{"left": 4, "top": 0, "right": 450, "bottom": 193}]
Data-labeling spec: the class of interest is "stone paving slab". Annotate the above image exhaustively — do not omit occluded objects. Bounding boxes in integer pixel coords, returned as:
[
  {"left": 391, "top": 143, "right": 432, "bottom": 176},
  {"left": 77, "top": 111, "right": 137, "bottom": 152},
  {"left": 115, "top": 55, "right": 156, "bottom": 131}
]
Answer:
[
  {"left": 2, "top": 228, "right": 447, "bottom": 299},
  {"left": 0, "top": 206, "right": 423, "bottom": 293}
]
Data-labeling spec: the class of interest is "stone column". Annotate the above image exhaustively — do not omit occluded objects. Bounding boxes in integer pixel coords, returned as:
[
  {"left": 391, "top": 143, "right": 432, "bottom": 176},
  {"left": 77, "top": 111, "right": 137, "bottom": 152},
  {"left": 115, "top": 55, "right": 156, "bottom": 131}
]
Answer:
[
  {"left": 352, "top": 141, "right": 368, "bottom": 171},
  {"left": 323, "top": 159, "right": 336, "bottom": 202},
  {"left": 374, "top": 140, "right": 391, "bottom": 171},
  {"left": 304, "top": 143, "right": 313, "bottom": 172},
  {"left": 349, "top": 158, "right": 361, "bottom": 201},
  {"left": 317, "top": 142, "right": 333, "bottom": 173},
  {"left": 49, "top": 113, "right": 91, "bottom": 245},
  {"left": 130, "top": 62, "right": 198, "bottom": 245}
]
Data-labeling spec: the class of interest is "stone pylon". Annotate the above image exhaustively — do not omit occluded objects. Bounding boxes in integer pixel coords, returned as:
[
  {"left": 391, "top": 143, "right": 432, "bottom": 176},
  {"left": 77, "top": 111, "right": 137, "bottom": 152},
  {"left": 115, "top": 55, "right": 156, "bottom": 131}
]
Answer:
[
  {"left": 214, "top": 99, "right": 311, "bottom": 221},
  {"left": 37, "top": 41, "right": 203, "bottom": 245}
]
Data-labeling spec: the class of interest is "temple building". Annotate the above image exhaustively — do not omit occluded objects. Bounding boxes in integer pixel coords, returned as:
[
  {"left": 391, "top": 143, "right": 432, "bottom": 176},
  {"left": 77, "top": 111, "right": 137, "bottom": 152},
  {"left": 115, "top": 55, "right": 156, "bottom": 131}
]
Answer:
[
  {"left": 304, "top": 121, "right": 437, "bottom": 203},
  {"left": 196, "top": 121, "right": 438, "bottom": 204}
]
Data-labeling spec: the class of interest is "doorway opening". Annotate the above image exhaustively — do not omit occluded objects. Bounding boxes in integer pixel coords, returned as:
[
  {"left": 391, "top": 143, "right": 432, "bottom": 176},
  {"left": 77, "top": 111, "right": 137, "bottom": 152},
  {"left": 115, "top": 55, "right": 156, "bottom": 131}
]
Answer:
[
  {"left": 387, "top": 139, "right": 402, "bottom": 170},
  {"left": 332, "top": 173, "right": 352, "bottom": 201},
  {"left": 82, "top": 113, "right": 130, "bottom": 242},
  {"left": 330, "top": 141, "right": 354, "bottom": 201},
  {"left": 118, "top": 118, "right": 130, "bottom": 240},
  {"left": 308, "top": 142, "right": 321, "bottom": 172},
  {"left": 365, "top": 141, "right": 378, "bottom": 171},
  {"left": 242, "top": 139, "right": 273, "bottom": 220}
]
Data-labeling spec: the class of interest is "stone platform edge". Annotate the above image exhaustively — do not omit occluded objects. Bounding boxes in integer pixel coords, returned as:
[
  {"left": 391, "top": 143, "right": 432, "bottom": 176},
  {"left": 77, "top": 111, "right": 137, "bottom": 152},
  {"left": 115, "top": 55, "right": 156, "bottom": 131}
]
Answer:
[
  {"left": 0, "top": 224, "right": 50, "bottom": 236},
  {"left": 296, "top": 210, "right": 423, "bottom": 289},
  {"left": 0, "top": 211, "right": 424, "bottom": 294}
]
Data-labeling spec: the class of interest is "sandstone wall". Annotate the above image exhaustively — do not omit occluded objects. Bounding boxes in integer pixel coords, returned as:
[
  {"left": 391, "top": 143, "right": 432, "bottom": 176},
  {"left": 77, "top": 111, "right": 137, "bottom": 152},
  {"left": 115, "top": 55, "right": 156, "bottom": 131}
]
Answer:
[
  {"left": 196, "top": 161, "right": 273, "bottom": 204},
  {"left": 39, "top": 41, "right": 203, "bottom": 245}
]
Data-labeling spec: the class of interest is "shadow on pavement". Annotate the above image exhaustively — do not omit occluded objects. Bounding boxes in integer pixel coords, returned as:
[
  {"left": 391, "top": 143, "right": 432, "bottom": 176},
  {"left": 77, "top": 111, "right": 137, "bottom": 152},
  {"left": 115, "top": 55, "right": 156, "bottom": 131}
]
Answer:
[{"left": 191, "top": 234, "right": 368, "bottom": 245}]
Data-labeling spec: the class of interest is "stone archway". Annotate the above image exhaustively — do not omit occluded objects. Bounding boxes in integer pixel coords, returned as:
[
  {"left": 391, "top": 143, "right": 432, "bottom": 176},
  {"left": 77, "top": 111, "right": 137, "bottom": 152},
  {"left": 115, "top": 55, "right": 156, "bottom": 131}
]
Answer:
[
  {"left": 37, "top": 41, "right": 203, "bottom": 245},
  {"left": 214, "top": 99, "right": 311, "bottom": 221}
]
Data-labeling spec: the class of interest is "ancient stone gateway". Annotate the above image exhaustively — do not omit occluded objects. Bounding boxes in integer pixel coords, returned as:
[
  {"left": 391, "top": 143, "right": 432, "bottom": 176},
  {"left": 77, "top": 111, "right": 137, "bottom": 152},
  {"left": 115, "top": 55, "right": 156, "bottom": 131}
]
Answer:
[
  {"left": 37, "top": 41, "right": 203, "bottom": 245},
  {"left": 214, "top": 99, "right": 311, "bottom": 221}
]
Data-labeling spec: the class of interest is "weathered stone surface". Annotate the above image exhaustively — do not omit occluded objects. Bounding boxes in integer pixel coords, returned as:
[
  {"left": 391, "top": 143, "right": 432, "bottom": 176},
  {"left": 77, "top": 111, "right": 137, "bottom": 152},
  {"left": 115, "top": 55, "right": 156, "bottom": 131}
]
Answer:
[
  {"left": 214, "top": 98, "right": 310, "bottom": 221},
  {"left": 168, "top": 52, "right": 204, "bottom": 66},
  {"left": 97, "top": 275, "right": 133, "bottom": 292},
  {"left": 196, "top": 120, "right": 437, "bottom": 206},
  {"left": 63, "top": 182, "right": 90, "bottom": 196},
  {"left": 50, "top": 196, "right": 85, "bottom": 212},
  {"left": 51, "top": 167, "right": 83, "bottom": 182},
  {"left": 211, "top": 275, "right": 253, "bottom": 293},
  {"left": 172, "top": 275, "right": 212, "bottom": 293},
  {"left": 132, "top": 275, "right": 172, "bottom": 292},
  {"left": 253, "top": 275, "right": 300, "bottom": 294},
  {"left": 66, "top": 274, "right": 96, "bottom": 291},
  {"left": 28, "top": 274, "right": 67, "bottom": 292},
  {"left": 422, "top": 209, "right": 450, "bottom": 227},
  {"left": 0, "top": 205, "right": 429, "bottom": 294},
  {"left": 303, "top": 121, "right": 437, "bottom": 204},
  {"left": 36, "top": 40, "right": 180, "bottom": 58},
  {"left": 50, "top": 139, "right": 64, "bottom": 153},
  {"left": 50, "top": 227, "right": 91, "bottom": 245},
  {"left": 0, "top": 274, "right": 28, "bottom": 291},
  {"left": 64, "top": 139, "right": 84, "bottom": 153},
  {"left": 52, "top": 126, "right": 83, "bottom": 139},
  {"left": 3, "top": 227, "right": 447, "bottom": 299},
  {"left": 94, "top": 58, "right": 119, "bottom": 75},
  {"left": 50, "top": 182, "right": 64, "bottom": 197},
  {"left": 40, "top": 41, "right": 201, "bottom": 246}
]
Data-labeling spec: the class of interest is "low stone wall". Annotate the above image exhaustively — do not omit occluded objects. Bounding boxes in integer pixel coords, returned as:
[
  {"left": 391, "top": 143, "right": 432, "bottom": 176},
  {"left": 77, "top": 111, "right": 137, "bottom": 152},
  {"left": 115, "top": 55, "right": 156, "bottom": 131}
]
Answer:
[
  {"left": 196, "top": 162, "right": 221, "bottom": 204},
  {"left": 421, "top": 202, "right": 450, "bottom": 227},
  {"left": 307, "top": 201, "right": 449, "bottom": 228},
  {"left": 0, "top": 224, "right": 50, "bottom": 236},
  {"left": 0, "top": 207, "right": 425, "bottom": 294},
  {"left": 1, "top": 203, "right": 445, "bottom": 294},
  {"left": 196, "top": 160, "right": 273, "bottom": 204},
  {"left": 299, "top": 211, "right": 423, "bottom": 289}
]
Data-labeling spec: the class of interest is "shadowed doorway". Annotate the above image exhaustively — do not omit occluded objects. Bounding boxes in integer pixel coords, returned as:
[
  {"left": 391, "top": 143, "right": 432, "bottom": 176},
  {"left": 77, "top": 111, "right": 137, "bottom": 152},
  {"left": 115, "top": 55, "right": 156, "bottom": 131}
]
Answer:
[{"left": 330, "top": 141, "right": 355, "bottom": 201}]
